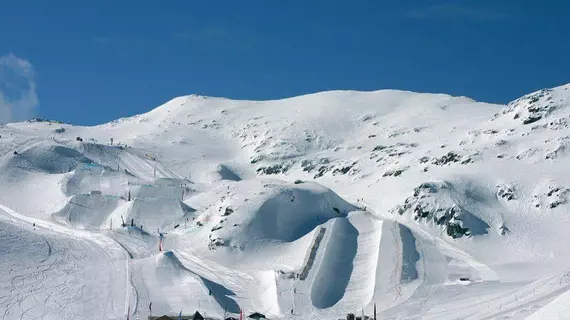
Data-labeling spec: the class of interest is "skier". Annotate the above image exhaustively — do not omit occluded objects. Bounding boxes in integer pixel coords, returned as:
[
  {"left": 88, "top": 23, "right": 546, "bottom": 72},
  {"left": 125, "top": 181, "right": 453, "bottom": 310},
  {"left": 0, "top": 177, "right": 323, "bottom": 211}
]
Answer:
[{"left": 158, "top": 232, "right": 164, "bottom": 252}]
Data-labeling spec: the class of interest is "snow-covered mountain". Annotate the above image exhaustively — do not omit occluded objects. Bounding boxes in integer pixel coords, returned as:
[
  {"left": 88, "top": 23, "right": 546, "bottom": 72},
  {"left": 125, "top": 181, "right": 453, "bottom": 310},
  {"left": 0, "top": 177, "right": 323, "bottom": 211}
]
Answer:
[{"left": 1, "top": 84, "right": 570, "bottom": 319}]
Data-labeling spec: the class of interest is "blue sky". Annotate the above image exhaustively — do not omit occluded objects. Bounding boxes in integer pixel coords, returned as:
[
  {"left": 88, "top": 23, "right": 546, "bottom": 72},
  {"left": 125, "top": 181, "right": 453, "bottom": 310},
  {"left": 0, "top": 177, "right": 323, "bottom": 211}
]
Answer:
[{"left": 0, "top": 0, "right": 568, "bottom": 125}]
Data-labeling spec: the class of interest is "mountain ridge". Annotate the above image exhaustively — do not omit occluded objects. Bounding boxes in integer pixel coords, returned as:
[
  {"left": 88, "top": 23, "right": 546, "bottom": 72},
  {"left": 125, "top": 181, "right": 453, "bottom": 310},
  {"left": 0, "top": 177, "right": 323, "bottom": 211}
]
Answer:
[{"left": 1, "top": 83, "right": 570, "bottom": 319}]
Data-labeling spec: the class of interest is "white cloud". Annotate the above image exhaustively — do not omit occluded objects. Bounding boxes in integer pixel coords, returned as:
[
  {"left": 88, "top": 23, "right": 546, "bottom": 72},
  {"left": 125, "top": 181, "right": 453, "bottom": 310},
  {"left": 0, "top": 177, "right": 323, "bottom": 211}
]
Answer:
[{"left": 0, "top": 54, "right": 39, "bottom": 123}]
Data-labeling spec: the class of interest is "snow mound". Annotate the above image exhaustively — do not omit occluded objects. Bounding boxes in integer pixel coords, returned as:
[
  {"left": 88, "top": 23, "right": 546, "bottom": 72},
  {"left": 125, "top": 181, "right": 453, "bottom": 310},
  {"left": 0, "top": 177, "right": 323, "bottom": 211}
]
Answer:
[
  {"left": 238, "top": 182, "right": 355, "bottom": 242},
  {"left": 183, "top": 180, "right": 357, "bottom": 257},
  {"left": 53, "top": 192, "right": 124, "bottom": 229},
  {"left": 1, "top": 141, "right": 92, "bottom": 174}
]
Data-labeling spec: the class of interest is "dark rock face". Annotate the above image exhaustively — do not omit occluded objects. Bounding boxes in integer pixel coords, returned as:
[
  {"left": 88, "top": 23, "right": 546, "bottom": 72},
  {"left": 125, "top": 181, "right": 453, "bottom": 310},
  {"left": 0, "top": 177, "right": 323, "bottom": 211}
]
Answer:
[
  {"left": 27, "top": 118, "right": 66, "bottom": 124},
  {"left": 256, "top": 162, "right": 292, "bottom": 175},
  {"left": 223, "top": 207, "right": 234, "bottom": 216},
  {"left": 372, "top": 143, "right": 417, "bottom": 157},
  {"left": 523, "top": 114, "right": 542, "bottom": 125},
  {"left": 419, "top": 156, "right": 430, "bottom": 164},
  {"left": 494, "top": 88, "right": 558, "bottom": 125},
  {"left": 499, "top": 224, "right": 510, "bottom": 235},
  {"left": 431, "top": 152, "right": 472, "bottom": 166},
  {"left": 497, "top": 184, "right": 516, "bottom": 201},
  {"left": 301, "top": 158, "right": 331, "bottom": 178},
  {"left": 300, "top": 158, "right": 358, "bottom": 179},
  {"left": 446, "top": 223, "right": 470, "bottom": 239},
  {"left": 533, "top": 186, "right": 569, "bottom": 209},
  {"left": 313, "top": 166, "right": 329, "bottom": 179},
  {"left": 333, "top": 165, "right": 353, "bottom": 175},
  {"left": 391, "top": 182, "right": 488, "bottom": 239},
  {"left": 208, "top": 237, "right": 226, "bottom": 250},
  {"left": 547, "top": 187, "right": 568, "bottom": 209},
  {"left": 250, "top": 155, "right": 264, "bottom": 164},
  {"left": 414, "top": 183, "right": 437, "bottom": 196},
  {"left": 383, "top": 167, "right": 408, "bottom": 177},
  {"left": 301, "top": 158, "right": 330, "bottom": 172}
]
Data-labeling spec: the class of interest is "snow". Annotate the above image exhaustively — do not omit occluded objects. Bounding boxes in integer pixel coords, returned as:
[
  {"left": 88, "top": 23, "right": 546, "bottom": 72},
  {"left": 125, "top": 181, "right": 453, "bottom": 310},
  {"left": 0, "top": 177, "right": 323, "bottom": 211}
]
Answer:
[{"left": 1, "top": 84, "right": 570, "bottom": 319}]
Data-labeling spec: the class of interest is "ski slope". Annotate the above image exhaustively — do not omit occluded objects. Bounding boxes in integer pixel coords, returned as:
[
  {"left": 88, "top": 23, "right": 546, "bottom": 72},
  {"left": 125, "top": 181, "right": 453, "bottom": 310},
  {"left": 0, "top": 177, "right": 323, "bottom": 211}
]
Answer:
[
  {"left": 1, "top": 84, "right": 570, "bottom": 319},
  {"left": 0, "top": 204, "right": 130, "bottom": 320}
]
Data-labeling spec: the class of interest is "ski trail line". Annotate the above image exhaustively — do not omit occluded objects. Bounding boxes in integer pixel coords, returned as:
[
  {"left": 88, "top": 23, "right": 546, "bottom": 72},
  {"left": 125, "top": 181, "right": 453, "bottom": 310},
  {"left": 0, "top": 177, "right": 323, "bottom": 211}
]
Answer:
[{"left": 0, "top": 202, "right": 135, "bottom": 319}]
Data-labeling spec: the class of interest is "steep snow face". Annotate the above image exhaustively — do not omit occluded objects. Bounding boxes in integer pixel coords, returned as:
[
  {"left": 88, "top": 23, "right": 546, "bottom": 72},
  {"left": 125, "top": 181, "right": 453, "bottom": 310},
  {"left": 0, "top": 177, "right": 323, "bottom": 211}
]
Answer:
[{"left": 2, "top": 85, "right": 570, "bottom": 319}]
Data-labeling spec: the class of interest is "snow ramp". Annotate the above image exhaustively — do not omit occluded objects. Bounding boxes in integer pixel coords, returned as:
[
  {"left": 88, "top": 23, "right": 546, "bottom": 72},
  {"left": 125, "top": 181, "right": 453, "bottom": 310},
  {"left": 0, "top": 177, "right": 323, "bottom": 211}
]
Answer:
[
  {"left": 126, "top": 197, "right": 194, "bottom": 231},
  {"left": 53, "top": 193, "right": 125, "bottom": 229},
  {"left": 132, "top": 251, "right": 230, "bottom": 318},
  {"left": 285, "top": 212, "right": 409, "bottom": 318},
  {"left": 63, "top": 162, "right": 130, "bottom": 196},
  {"left": 310, "top": 218, "right": 358, "bottom": 308},
  {"left": 322, "top": 213, "right": 393, "bottom": 313}
]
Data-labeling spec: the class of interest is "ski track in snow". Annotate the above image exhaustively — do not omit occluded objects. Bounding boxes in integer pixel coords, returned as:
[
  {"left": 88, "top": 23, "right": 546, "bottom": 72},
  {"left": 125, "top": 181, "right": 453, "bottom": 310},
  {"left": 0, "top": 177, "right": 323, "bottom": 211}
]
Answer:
[{"left": 0, "top": 203, "right": 131, "bottom": 320}]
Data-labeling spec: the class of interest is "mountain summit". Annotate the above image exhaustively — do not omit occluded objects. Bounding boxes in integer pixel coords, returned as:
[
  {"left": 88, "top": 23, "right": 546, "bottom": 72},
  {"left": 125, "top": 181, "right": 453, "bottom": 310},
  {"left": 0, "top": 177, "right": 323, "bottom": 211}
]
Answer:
[{"left": 1, "top": 84, "right": 570, "bottom": 319}]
